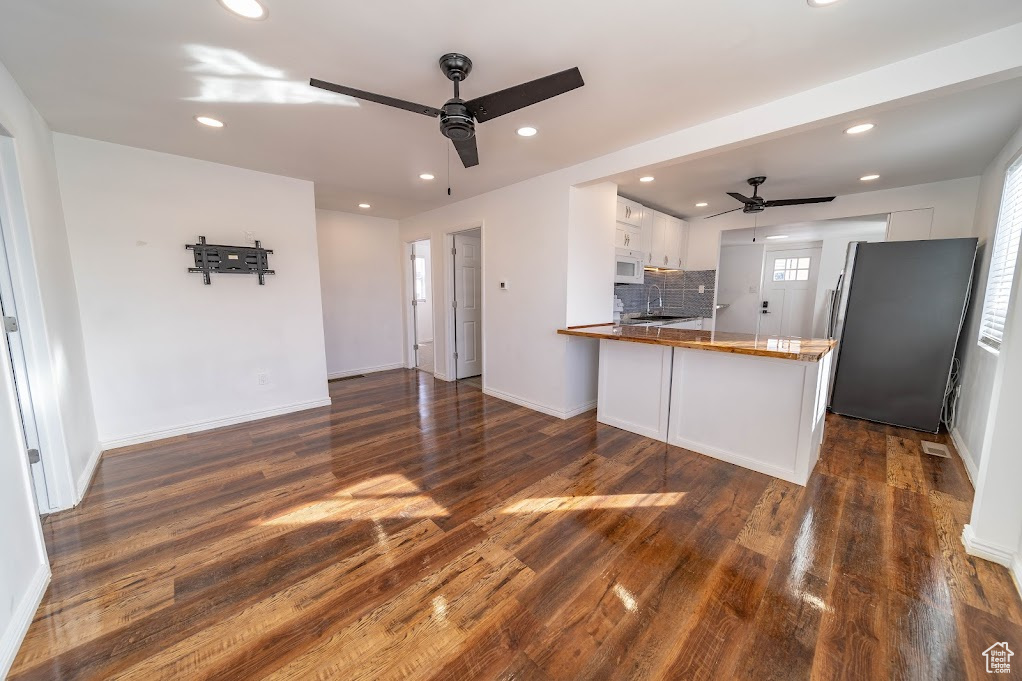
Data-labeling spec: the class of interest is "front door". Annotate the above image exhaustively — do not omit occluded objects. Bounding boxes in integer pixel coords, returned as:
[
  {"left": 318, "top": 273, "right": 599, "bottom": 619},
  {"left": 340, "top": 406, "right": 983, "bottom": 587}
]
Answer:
[
  {"left": 759, "top": 246, "right": 822, "bottom": 338},
  {"left": 453, "top": 233, "right": 482, "bottom": 379}
]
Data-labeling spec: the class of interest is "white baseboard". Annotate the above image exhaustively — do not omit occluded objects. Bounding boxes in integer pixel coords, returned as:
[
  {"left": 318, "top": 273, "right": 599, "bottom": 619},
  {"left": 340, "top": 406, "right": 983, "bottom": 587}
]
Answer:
[
  {"left": 482, "top": 387, "right": 593, "bottom": 420},
  {"left": 565, "top": 400, "right": 597, "bottom": 418},
  {"left": 962, "top": 524, "right": 1016, "bottom": 566},
  {"left": 434, "top": 372, "right": 452, "bottom": 382},
  {"left": 0, "top": 562, "right": 49, "bottom": 679},
  {"left": 950, "top": 427, "right": 978, "bottom": 487},
  {"left": 1013, "top": 553, "right": 1022, "bottom": 599},
  {"left": 74, "top": 444, "right": 103, "bottom": 505},
  {"left": 328, "top": 363, "right": 405, "bottom": 380},
  {"left": 100, "top": 397, "right": 333, "bottom": 450},
  {"left": 669, "top": 435, "right": 805, "bottom": 486}
]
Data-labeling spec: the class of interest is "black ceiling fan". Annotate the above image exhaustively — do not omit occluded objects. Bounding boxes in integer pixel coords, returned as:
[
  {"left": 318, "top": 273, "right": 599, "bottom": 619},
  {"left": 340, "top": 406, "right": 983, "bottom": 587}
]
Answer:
[
  {"left": 704, "top": 176, "right": 835, "bottom": 218},
  {"left": 310, "top": 54, "right": 584, "bottom": 169}
]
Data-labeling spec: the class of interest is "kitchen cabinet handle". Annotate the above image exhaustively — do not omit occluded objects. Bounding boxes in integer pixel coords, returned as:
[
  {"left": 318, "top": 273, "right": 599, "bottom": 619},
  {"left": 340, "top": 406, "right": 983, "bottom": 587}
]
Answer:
[{"left": 624, "top": 234, "right": 630, "bottom": 246}]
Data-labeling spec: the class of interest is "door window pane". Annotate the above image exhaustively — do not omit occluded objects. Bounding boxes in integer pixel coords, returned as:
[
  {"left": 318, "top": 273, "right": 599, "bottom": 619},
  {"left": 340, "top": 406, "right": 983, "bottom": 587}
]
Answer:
[{"left": 772, "top": 254, "right": 812, "bottom": 283}]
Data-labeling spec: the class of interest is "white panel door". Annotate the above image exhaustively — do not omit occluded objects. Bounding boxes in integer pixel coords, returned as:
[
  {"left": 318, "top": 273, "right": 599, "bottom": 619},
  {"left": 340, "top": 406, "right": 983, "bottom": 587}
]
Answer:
[
  {"left": 454, "top": 233, "right": 482, "bottom": 379},
  {"left": 759, "top": 247, "right": 822, "bottom": 337}
]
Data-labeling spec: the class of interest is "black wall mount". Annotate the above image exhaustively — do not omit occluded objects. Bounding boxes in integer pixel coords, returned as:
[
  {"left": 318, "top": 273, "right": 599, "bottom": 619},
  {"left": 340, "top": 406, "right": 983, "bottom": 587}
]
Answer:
[{"left": 187, "top": 236, "right": 275, "bottom": 285}]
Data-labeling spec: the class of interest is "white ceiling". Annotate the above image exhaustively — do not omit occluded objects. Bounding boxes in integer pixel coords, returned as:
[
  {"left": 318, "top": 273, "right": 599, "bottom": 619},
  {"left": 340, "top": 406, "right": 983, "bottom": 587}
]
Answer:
[
  {"left": 618, "top": 76, "right": 1022, "bottom": 220},
  {"left": 1, "top": 2, "right": 1021, "bottom": 218},
  {"left": 720, "top": 216, "right": 888, "bottom": 245}
]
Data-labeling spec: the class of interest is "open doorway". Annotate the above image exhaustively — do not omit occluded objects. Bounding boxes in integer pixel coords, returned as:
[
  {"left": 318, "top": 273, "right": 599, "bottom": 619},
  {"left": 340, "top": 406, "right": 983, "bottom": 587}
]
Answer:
[
  {"left": 409, "top": 239, "right": 434, "bottom": 373},
  {"left": 450, "top": 227, "right": 482, "bottom": 386}
]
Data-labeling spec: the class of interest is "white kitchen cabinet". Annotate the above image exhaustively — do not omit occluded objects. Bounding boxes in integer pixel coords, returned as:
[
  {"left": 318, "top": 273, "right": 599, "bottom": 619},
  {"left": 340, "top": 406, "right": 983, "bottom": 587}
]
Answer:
[
  {"left": 886, "top": 208, "right": 934, "bottom": 241},
  {"left": 648, "top": 212, "right": 688, "bottom": 270},
  {"left": 639, "top": 209, "right": 654, "bottom": 265},
  {"left": 615, "top": 222, "right": 642, "bottom": 251},
  {"left": 650, "top": 211, "right": 669, "bottom": 267},
  {"left": 616, "top": 198, "right": 644, "bottom": 227}
]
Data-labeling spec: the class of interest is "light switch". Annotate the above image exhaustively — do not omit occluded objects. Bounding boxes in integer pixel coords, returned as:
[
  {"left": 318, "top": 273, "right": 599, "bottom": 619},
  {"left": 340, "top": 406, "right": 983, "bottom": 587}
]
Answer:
[
  {"left": 499, "top": 281, "right": 510, "bottom": 291},
  {"left": 698, "top": 285, "right": 705, "bottom": 294}
]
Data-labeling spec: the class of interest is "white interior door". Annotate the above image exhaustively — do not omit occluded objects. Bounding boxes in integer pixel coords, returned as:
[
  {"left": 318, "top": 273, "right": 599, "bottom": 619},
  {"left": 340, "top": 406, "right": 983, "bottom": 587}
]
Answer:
[
  {"left": 759, "top": 246, "right": 822, "bottom": 338},
  {"left": 454, "top": 233, "right": 482, "bottom": 379},
  {"left": 0, "top": 214, "right": 48, "bottom": 512}
]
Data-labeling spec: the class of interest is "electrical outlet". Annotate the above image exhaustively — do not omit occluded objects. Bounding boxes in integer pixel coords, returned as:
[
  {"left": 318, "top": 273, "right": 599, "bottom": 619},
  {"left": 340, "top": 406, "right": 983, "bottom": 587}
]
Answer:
[
  {"left": 748, "top": 285, "right": 758, "bottom": 294},
  {"left": 243, "top": 231, "right": 256, "bottom": 244},
  {"left": 698, "top": 285, "right": 705, "bottom": 294},
  {"left": 257, "top": 371, "right": 269, "bottom": 386}
]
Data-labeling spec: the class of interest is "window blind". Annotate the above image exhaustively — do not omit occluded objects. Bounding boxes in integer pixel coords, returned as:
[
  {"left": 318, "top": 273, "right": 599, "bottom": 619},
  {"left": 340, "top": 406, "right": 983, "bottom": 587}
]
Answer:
[{"left": 979, "top": 158, "right": 1022, "bottom": 351}]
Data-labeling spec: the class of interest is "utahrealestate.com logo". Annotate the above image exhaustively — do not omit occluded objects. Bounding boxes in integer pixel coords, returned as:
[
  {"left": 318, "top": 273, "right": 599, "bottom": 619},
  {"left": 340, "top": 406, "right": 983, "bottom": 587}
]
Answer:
[{"left": 983, "top": 642, "right": 1014, "bottom": 674}]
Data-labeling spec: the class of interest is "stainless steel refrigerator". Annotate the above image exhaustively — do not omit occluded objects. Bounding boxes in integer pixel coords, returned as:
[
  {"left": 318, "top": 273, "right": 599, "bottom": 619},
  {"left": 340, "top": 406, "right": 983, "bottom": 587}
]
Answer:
[{"left": 827, "top": 238, "right": 978, "bottom": 432}]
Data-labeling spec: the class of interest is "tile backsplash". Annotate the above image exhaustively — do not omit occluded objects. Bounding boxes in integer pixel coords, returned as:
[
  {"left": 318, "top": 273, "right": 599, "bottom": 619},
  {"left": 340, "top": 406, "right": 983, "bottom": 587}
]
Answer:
[{"left": 615, "top": 269, "right": 717, "bottom": 318}]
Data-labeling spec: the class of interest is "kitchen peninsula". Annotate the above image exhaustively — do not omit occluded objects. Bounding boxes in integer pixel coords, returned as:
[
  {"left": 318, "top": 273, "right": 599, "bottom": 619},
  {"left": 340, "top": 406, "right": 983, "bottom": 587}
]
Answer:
[{"left": 558, "top": 324, "right": 836, "bottom": 485}]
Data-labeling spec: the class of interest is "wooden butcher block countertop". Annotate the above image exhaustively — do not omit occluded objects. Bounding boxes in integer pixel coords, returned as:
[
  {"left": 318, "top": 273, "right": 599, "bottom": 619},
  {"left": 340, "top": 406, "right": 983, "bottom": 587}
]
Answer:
[{"left": 557, "top": 323, "right": 836, "bottom": 362}]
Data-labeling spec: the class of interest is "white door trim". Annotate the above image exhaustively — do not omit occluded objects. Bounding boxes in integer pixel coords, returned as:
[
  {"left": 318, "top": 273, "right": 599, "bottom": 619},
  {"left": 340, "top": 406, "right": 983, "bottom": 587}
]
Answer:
[{"left": 0, "top": 136, "right": 76, "bottom": 512}]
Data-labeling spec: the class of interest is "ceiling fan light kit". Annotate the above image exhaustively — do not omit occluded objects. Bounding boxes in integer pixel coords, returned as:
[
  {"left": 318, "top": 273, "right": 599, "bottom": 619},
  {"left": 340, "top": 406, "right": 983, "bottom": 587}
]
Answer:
[{"left": 311, "top": 53, "right": 584, "bottom": 169}]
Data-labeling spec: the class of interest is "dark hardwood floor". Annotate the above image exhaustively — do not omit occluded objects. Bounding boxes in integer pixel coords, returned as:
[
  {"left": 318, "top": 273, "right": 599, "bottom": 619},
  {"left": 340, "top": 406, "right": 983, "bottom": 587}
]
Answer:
[{"left": 10, "top": 370, "right": 1022, "bottom": 680}]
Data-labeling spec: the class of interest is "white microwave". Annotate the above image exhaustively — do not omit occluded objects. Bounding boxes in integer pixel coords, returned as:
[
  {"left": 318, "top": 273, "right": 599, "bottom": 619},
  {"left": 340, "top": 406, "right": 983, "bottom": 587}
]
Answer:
[{"left": 615, "top": 249, "right": 645, "bottom": 284}]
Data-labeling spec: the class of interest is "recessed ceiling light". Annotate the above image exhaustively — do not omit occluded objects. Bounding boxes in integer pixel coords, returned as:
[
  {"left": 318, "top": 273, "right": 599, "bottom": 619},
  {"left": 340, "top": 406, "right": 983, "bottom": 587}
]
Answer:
[
  {"left": 639, "top": 176, "right": 655, "bottom": 183},
  {"left": 194, "top": 115, "right": 225, "bottom": 128},
  {"left": 358, "top": 203, "right": 371, "bottom": 209},
  {"left": 844, "top": 123, "right": 875, "bottom": 135},
  {"left": 860, "top": 174, "right": 880, "bottom": 181},
  {"left": 766, "top": 235, "right": 790, "bottom": 240},
  {"left": 695, "top": 202, "right": 708, "bottom": 208},
  {"left": 807, "top": 0, "right": 842, "bottom": 6},
  {"left": 516, "top": 126, "right": 537, "bottom": 137},
  {"left": 419, "top": 173, "right": 435, "bottom": 180},
  {"left": 217, "top": 0, "right": 268, "bottom": 19}
]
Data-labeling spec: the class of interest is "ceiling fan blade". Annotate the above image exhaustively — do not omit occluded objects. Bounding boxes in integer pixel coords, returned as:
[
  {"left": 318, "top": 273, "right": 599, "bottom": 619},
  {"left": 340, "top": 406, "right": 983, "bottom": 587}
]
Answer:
[
  {"left": 452, "top": 136, "right": 479, "bottom": 168},
  {"left": 762, "top": 196, "right": 836, "bottom": 207},
  {"left": 465, "top": 67, "right": 584, "bottom": 123},
  {"left": 727, "top": 192, "right": 754, "bottom": 204},
  {"left": 703, "top": 207, "right": 744, "bottom": 219},
  {"left": 309, "top": 78, "right": 442, "bottom": 117}
]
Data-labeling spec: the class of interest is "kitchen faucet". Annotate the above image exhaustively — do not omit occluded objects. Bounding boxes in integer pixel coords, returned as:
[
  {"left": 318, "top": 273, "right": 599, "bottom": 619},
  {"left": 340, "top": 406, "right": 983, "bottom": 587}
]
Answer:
[{"left": 646, "top": 284, "right": 663, "bottom": 314}]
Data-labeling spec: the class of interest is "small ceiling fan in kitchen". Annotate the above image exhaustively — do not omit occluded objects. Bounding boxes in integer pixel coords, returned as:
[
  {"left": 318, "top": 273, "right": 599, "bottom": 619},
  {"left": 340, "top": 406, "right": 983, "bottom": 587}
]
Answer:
[
  {"left": 704, "top": 176, "right": 835, "bottom": 218},
  {"left": 310, "top": 53, "right": 584, "bottom": 169}
]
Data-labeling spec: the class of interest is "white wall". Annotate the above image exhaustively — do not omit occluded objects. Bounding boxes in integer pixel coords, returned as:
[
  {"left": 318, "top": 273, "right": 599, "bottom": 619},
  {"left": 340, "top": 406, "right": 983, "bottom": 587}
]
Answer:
[
  {"left": 715, "top": 244, "right": 764, "bottom": 334},
  {"left": 316, "top": 209, "right": 404, "bottom": 379},
  {"left": 955, "top": 122, "right": 1022, "bottom": 478},
  {"left": 0, "top": 60, "right": 99, "bottom": 511},
  {"left": 686, "top": 177, "right": 981, "bottom": 272},
  {"left": 55, "top": 134, "right": 329, "bottom": 448},
  {"left": 400, "top": 171, "right": 574, "bottom": 414}
]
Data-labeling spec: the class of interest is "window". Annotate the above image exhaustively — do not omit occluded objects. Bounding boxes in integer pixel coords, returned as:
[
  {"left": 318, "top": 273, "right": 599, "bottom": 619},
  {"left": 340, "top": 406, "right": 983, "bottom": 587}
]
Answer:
[
  {"left": 413, "top": 256, "right": 427, "bottom": 302},
  {"left": 773, "top": 257, "right": 811, "bottom": 282},
  {"left": 979, "top": 158, "right": 1022, "bottom": 352}
]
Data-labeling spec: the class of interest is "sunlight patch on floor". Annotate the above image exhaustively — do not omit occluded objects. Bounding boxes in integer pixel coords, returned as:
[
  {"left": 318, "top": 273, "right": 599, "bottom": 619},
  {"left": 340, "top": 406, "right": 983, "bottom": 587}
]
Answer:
[
  {"left": 260, "top": 473, "right": 449, "bottom": 526},
  {"left": 500, "top": 492, "right": 685, "bottom": 514}
]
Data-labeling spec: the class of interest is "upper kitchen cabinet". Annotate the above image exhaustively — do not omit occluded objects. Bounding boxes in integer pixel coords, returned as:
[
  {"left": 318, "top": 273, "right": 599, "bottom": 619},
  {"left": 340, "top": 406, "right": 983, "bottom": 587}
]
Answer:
[
  {"left": 615, "top": 221, "right": 642, "bottom": 252},
  {"left": 648, "top": 210, "right": 689, "bottom": 270},
  {"left": 617, "top": 197, "right": 645, "bottom": 227}
]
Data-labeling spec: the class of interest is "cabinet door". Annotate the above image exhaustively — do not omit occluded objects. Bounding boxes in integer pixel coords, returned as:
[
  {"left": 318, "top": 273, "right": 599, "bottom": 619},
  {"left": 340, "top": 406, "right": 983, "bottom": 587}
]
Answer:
[
  {"left": 616, "top": 223, "right": 640, "bottom": 251},
  {"left": 886, "top": 208, "right": 933, "bottom": 241},
  {"left": 651, "top": 212, "right": 669, "bottom": 267},
  {"left": 640, "top": 209, "right": 654, "bottom": 264},
  {"left": 617, "top": 198, "right": 643, "bottom": 227},
  {"left": 665, "top": 217, "right": 680, "bottom": 269},
  {"left": 675, "top": 219, "right": 689, "bottom": 269}
]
